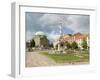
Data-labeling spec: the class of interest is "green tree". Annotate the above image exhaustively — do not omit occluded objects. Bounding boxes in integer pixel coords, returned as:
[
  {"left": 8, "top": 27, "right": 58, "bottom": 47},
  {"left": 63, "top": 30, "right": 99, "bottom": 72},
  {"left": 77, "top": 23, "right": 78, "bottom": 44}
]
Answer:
[
  {"left": 60, "top": 42, "right": 64, "bottom": 47},
  {"left": 49, "top": 43, "right": 53, "bottom": 48},
  {"left": 30, "top": 39, "right": 35, "bottom": 48},
  {"left": 65, "top": 41, "right": 71, "bottom": 49},
  {"left": 71, "top": 41, "right": 78, "bottom": 49},
  {"left": 56, "top": 44, "right": 58, "bottom": 49},
  {"left": 26, "top": 42, "right": 30, "bottom": 48},
  {"left": 81, "top": 39, "right": 87, "bottom": 49}
]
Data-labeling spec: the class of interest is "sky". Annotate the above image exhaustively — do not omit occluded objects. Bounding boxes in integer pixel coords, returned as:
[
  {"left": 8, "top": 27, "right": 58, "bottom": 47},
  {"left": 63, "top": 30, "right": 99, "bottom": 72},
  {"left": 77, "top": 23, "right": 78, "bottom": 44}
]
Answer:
[{"left": 26, "top": 12, "right": 89, "bottom": 42}]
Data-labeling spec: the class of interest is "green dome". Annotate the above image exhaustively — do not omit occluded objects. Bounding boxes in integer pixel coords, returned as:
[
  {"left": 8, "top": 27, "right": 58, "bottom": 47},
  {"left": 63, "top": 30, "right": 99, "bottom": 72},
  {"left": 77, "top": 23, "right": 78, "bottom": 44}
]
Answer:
[{"left": 35, "top": 31, "right": 45, "bottom": 36}]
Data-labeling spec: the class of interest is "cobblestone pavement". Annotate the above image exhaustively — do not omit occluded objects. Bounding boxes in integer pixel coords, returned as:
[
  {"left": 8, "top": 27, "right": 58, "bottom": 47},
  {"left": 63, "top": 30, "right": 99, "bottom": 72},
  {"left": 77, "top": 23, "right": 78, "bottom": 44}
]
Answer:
[
  {"left": 26, "top": 51, "right": 56, "bottom": 67},
  {"left": 26, "top": 51, "right": 89, "bottom": 67}
]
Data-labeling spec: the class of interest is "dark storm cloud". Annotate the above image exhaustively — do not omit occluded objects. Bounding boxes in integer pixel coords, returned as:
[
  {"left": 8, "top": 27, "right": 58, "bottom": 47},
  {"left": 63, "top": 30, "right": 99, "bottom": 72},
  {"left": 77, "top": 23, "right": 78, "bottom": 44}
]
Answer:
[
  {"left": 26, "top": 13, "right": 89, "bottom": 41},
  {"left": 67, "top": 15, "right": 89, "bottom": 33},
  {"left": 26, "top": 12, "right": 44, "bottom": 32}
]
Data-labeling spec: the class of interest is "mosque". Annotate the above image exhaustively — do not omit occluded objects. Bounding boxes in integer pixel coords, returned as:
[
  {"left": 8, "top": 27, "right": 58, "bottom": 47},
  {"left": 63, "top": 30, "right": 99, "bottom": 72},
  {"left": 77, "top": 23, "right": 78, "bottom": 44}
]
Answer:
[{"left": 33, "top": 31, "right": 49, "bottom": 48}]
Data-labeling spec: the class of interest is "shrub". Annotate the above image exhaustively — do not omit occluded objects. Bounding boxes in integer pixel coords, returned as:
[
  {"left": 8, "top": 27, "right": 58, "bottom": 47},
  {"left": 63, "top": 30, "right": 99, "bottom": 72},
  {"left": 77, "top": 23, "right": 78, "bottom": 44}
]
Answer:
[
  {"left": 30, "top": 39, "right": 35, "bottom": 48},
  {"left": 81, "top": 39, "right": 87, "bottom": 49},
  {"left": 49, "top": 43, "right": 53, "bottom": 48},
  {"left": 71, "top": 41, "right": 78, "bottom": 49},
  {"left": 64, "top": 41, "right": 72, "bottom": 49}
]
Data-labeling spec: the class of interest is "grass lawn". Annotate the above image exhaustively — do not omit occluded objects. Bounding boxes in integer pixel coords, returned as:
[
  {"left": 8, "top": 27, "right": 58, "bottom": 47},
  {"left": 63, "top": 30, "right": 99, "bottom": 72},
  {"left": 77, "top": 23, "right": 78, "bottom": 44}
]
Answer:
[{"left": 41, "top": 50, "right": 89, "bottom": 63}]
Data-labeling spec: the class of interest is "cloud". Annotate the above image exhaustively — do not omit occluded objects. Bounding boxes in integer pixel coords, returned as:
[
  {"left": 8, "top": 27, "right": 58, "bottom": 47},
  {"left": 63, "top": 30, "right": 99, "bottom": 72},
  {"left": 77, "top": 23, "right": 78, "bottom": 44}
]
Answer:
[
  {"left": 26, "top": 13, "right": 89, "bottom": 41},
  {"left": 39, "top": 14, "right": 70, "bottom": 28},
  {"left": 47, "top": 32, "right": 60, "bottom": 42},
  {"left": 26, "top": 31, "right": 34, "bottom": 41},
  {"left": 67, "top": 15, "right": 89, "bottom": 33},
  {"left": 39, "top": 14, "right": 89, "bottom": 33},
  {"left": 39, "top": 14, "right": 60, "bottom": 26}
]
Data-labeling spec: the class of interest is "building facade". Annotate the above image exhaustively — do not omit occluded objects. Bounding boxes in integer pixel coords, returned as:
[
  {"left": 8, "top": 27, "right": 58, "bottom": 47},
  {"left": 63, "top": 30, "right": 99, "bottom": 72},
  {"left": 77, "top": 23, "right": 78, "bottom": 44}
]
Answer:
[
  {"left": 63, "top": 33, "right": 89, "bottom": 49},
  {"left": 33, "top": 32, "right": 49, "bottom": 48},
  {"left": 53, "top": 33, "right": 89, "bottom": 50}
]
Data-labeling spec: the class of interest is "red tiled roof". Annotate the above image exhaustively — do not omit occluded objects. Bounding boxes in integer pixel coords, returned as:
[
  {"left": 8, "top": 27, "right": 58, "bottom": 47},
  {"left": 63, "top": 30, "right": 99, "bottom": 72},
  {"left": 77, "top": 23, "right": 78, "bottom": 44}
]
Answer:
[{"left": 62, "top": 33, "right": 88, "bottom": 42}]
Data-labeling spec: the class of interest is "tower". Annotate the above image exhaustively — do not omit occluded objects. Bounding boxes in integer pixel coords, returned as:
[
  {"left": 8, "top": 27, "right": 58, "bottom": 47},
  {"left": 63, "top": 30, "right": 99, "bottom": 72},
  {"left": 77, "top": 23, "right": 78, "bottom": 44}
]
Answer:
[{"left": 58, "top": 22, "right": 63, "bottom": 51}]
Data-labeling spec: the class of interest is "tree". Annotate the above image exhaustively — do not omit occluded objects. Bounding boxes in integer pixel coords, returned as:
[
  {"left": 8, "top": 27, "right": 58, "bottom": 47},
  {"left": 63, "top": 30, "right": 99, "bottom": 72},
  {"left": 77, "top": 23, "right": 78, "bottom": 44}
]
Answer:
[
  {"left": 65, "top": 41, "right": 71, "bottom": 49},
  {"left": 30, "top": 39, "right": 35, "bottom": 48},
  {"left": 81, "top": 39, "right": 87, "bottom": 49},
  {"left": 49, "top": 43, "right": 53, "bottom": 48},
  {"left": 71, "top": 41, "right": 78, "bottom": 49},
  {"left": 56, "top": 44, "right": 58, "bottom": 49},
  {"left": 60, "top": 42, "right": 64, "bottom": 47},
  {"left": 26, "top": 42, "right": 30, "bottom": 48}
]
